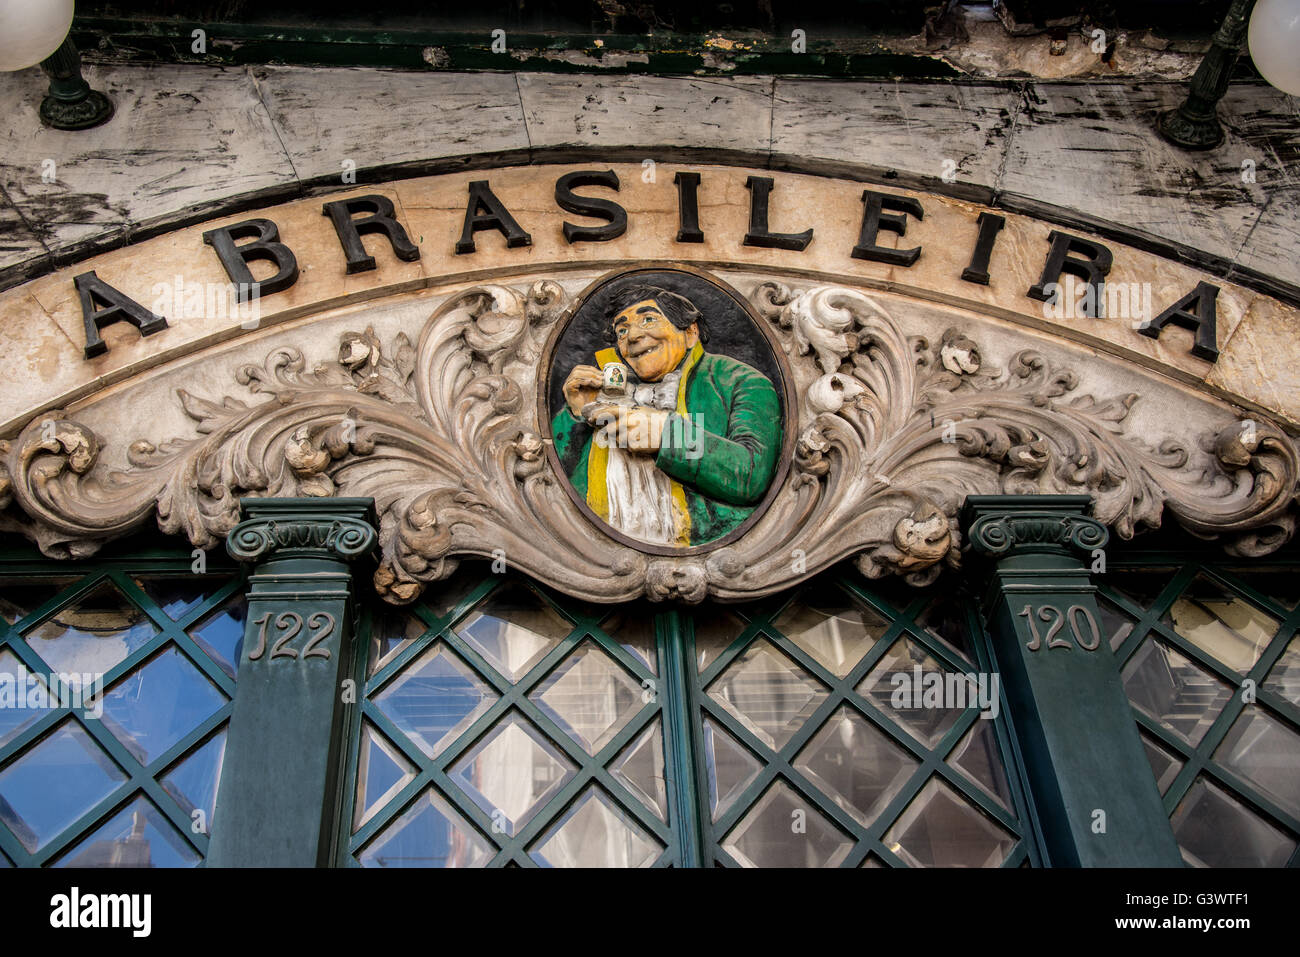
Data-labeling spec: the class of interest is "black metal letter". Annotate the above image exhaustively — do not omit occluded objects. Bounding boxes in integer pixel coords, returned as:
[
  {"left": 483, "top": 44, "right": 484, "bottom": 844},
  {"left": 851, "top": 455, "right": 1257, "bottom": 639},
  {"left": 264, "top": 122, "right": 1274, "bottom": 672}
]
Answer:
[
  {"left": 1027, "top": 231, "right": 1113, "bottom": 318},
  {"left": 74, "top": 271, "right": 168, "bottom": 359},
  {"left": 202, "top": 219, "right": 299, "bottom": 302},
  {"left": 851, "top": 190, "right": 924, "bottom": 266},
  {"left": 961, "top": 212, "right": 1006, "bottom": 284},
  {"left": 743, "top": 176, "right": 813, "bottom": 251},
  {"left": 321, "top": 195, "right": 420, "bottom": 274},
  {"left": 455, "top": 180, "right": 532, "bottom": 254},
  {"left": 555, "top": 169, "right": 628, "bottom": 244},
  {"left": 1138, "top": 281, "right": 1221, "bottom": 361},
  {"left": 674, "top": 171, "right": 704, "bottom": 244}
]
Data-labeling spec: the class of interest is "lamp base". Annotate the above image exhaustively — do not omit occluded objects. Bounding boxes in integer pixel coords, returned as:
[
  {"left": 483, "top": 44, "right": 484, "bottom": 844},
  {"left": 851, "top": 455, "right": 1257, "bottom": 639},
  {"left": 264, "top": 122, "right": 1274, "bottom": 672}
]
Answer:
[
  {"left": 1157, "top": 106, "right": 1225, "bottom": 151},
  {"left": 39, "top": 88, "right": 114, "bottom": 131}
]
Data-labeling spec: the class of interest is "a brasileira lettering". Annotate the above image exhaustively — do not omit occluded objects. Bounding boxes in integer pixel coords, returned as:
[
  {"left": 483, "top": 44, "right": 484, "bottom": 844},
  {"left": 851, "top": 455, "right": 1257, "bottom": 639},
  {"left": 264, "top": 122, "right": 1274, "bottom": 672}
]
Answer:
[{"left": 72, "top": 169, "right": 1222, "bottom": 362}]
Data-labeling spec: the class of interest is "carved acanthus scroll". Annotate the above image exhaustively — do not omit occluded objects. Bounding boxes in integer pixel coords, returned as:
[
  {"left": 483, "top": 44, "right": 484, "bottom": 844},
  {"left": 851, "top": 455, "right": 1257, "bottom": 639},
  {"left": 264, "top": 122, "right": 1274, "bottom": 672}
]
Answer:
[{"left": 2, "top": 276, "right": 1296, "bottom": 604}]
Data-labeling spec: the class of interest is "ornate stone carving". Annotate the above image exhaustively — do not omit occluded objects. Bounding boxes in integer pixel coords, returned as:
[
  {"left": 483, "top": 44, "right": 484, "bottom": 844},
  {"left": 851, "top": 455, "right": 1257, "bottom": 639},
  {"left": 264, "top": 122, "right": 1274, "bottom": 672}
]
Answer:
[{"left": 2, "top": 275, "right": 1297, "bottom": 603}]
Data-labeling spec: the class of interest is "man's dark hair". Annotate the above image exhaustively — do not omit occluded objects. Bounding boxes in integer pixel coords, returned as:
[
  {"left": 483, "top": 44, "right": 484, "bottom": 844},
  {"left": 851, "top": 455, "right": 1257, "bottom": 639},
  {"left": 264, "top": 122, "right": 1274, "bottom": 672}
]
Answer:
[{"left": 604, "top": 284, "right": 709, "bottom": 345}]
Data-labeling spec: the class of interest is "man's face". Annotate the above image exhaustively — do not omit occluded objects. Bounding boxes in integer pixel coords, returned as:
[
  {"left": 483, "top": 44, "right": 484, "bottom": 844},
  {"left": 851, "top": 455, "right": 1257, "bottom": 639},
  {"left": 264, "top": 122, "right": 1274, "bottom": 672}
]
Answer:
[{"left": 613, "top": 299, "right": 698, "bottom": 382}]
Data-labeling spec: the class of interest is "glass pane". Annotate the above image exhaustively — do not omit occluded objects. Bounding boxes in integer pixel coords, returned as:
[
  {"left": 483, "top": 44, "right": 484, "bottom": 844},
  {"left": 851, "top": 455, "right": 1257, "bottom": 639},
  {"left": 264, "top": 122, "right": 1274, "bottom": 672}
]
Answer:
[
  {"left": 1264, "top": 634, "right": 1300, "bottom": 708},
  {"left": 708, "top": 640, "right": 828, "bottom": 752},
  {"left": 794, "top": 707, "right": 918, "bottom": 826},
  {"left": 24, "top": 582, "right": 157, "bottom": 677},
  {"left": 54, "top": 795, "right": 199, "bottom": 867},
  {"left": 448, "top": 713, "right": 576, "bottom": 836},
  {"left": 187, "top": 594, "right": 245, "bottom": 679},
  {"left": 0, "top": 578, "right": 79, "bottom": 625},
  {"left": 0, "top": 721, "right": 126, "bottom": 852},
  {"left": 134, "top": 577, "right": 215, "bottom": 622},
  {"left": 1097, "top": 596, "right": 1138, "bottom": 652},
  {"left": 366, "top": 606, "right": 430, "bottom": 678},
  {"left": 722, "top": 779, "right": 853, "bottom": 868},
  {"left": 1107, "top": 570, "right": 1175, "bottom": 612},
  {"left": 100, "top": 647, "right": 227, "bottom": 766},
  {"left": 160, "top": 727, "right": 227, "bottom": 827},
  {"left": 773, "top": 583, "right": 888, "bottom": 678},
  {"left": 1121, "top": 640, "right": 1232, "bottom": 746},
  {"left": 373, "top": 643, "right": 496, "bottom": 759},
  {"left": 915, "top": 593, "right": 974, "bottom": 663},
  {"left": 599, "top": 609, "right": 657, "bottom": 675},
  {"left": 947, "top": 719, "right": 1014, "bottom": 812},
  {"left": 1163, "top": 576, "right": 1280, "bottom": 674},
  {"left": 1230, "top": 569, "right": 1299, "bottom": 611},
  {"left": 859, "top": 637, "right": 965, "bottom": 747},
  {"left": 530, "top": 787, "right": 661, "bottom": 867},
  {"left": 884, "top": 777, "right": 1016, "bottom": 868},
  {"left": 358, "top": 789, "right": 494, "bottom": 868},
  {"left": 457, "top": 584, "right": 571, "bottom": 682},
  {"left": 0, "top": 649, "right": 54, "bottom": 748},
  {"left": 1139, "top": 733, "right": 1184, "bottom": 796},
  {"left": 701, "top": 717, "right": 762, "bottom": 822},
  {"left": 1171, "top": 777, "right": 1296, "bottom": 867},
  {"left": 693, "top": 607, "right": 747, "bottom": 674},
  {"left": 1212, "top": 707, "right": 1300, "bottom": 819},
  {"left": 353, "top": 721, "right": 417, "bottom": 833},
  {"left": 531, "top": 643, "right": 643, "bottom": 755},
  {"left": 610, "top": 720, "right": 668, "bottom": 822}
]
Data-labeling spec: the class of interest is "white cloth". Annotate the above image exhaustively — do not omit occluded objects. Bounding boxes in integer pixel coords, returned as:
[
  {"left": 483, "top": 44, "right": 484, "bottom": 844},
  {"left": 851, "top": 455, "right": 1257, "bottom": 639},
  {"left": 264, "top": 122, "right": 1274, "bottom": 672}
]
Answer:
[{"left": 602, "top": 368, "right": 683, "bottom": 544}]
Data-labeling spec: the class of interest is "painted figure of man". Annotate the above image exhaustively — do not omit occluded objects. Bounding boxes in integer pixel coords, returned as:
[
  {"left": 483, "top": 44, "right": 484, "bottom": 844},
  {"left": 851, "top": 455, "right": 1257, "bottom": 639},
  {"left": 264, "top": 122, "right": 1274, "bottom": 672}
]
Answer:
[{"left": 551, "top": 284, "right": 782, "bottom": 547}]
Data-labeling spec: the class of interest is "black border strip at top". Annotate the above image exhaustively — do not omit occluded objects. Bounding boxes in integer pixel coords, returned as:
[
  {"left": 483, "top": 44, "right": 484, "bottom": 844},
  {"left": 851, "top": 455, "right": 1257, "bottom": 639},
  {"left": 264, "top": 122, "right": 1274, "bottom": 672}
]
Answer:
[{"left": 3, "top": 145, "right": 1298, "bottom": 311}]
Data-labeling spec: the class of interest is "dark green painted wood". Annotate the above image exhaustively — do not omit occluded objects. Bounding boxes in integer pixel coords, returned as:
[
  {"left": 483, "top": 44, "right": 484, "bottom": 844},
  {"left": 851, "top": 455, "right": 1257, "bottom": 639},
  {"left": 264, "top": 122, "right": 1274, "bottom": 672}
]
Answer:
[
  {"left": 963, "top": 494, "right": 1183, "bottom": 867},
  {"left": 207, "top": 498, "right": 377, "bottom": 867},
  {"left": 658, "top": 608, "right": 706, "bottom": 868}
]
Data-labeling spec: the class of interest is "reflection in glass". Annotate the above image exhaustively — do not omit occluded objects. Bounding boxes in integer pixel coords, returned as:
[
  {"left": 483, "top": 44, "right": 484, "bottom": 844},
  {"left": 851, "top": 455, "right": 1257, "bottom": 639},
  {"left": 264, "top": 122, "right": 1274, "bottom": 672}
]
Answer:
[
  {"left": 1097, "top": 597, "right": 1137, "bottom": 653},
  {"left": 531, "top": 787, "right": 660, "bottom": 867},
  {"left": 24, "top": 582, "right": 156, "bottom": 679},
  {"left": 1164, "top": 576, "right": 1279, "bottom": 674},
  {"left": 884, "top": 776, "right": 1016, "bottom": 868},
  {"left": 0, "top": 649, "right": 53, "bottom": 749},
  {"left": 160, "top": 727, "right": 227, "bottom": 828},
  {"left": 860, "top": 638, "right": 964, "bottom": 747},
  {"left": 1171, "top": 777, "right": 1296, "bottom": 867},
  {"left": 692, "top": 607, "right": 747, "bottom": 675},
  {"left": 0, "top": 578, "right": 79, "bottom": 625},
  {"left": 1107, "top": 570, "right": 1175, "bottom": 612},
  {"left": 722, "top": 779, "right": 853, "bottom": 868},
  {"left": 773, "top": 584, "right": 888, "bottom": 678},
  {"left": 794, "top": 707, "right": 918, "bottom": 826},
  {"left": 134, "top": 577, "right": 212, "bottom": 621},
  {"left": 187, "top": 594, "right": 245, "bottom": 679},
  {"left": 458, "top": 584, "right": 572, "bottom": 682},
  {"left": 359, "top": 789, "right": 494, "bottom": 868},
  {"left": 1264, "top": 634, "right": 1300, "bottom": 708},
  {"left": 600, "top": 609, "right": 658, "bottom": 675},
  {"left": 373, "top": 643, "right": 496, "bottom": 758},
  {"left": 100, "top": 647, "right": 227, "bottom": 766},
  {"left": 54, "top": 795, "right": 199, "bottom": 867},
  {"left": 915, "top": 594, "right": 974, "bottom": 663},
  {"left": 610, "top": 720, "right": 668, "bottom": 822},
  {"left": 947, "top": 719, "right": 1014, "bottom": 812},
  {"left": 0, "top": 721, "right": 126, "bottom": 852},
  {"left": 708, "top": 640, "right": 827, "bottom": 752},
  {"left": 1213, "top": 706, "right": 1300, "bottom": 819},
  {"left": 352, "top": 721, "right": 416, "bottom": 833},
  {"left": 532, "top": 643, "right": 643, "bottom": 755},
  {"left": 701, "top": 718, "right": 761, "bottom": 821},
  {"left": 366, "top": 606, "right": 429, "bottom": 678},
  {"left": 1139, "top": 733, "right": 1184, "bottom": 796},
  {"left": 449, "top": 713, "right": 576, "bottom": 836},
  {"left": 1121, "top": 640, "right": 1231, "bottom": 746}
]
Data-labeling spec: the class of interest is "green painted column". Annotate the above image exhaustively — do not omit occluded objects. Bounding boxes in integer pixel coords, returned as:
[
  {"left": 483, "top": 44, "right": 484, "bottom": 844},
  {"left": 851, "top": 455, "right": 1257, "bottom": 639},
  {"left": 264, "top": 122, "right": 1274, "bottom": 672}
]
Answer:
[
  {"left": 207, "top": 498, "right": 377, "bottom": 867},
  {"left": 962, "top": 495, "right": 1182, "bottom": 867}
]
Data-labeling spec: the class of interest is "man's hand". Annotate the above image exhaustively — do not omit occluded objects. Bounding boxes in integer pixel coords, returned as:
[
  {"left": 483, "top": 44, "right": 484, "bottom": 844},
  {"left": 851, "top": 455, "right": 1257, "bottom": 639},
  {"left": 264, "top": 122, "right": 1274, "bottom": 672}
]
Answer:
[
  {"left": 587, "top": 404, "right": 671, "bottom": 453},
  {"left": 562, "top": 364, "right": 604, "bottom": 417}
]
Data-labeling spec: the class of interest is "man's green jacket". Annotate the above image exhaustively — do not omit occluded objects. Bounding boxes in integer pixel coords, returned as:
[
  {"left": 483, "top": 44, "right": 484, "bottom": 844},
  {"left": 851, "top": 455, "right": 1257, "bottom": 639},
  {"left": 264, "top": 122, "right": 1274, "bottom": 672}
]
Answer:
[{"left": 551, "top": 345, "right": 782, "bottom": 545}]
